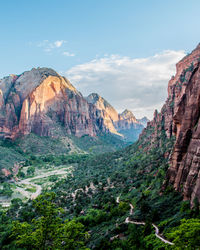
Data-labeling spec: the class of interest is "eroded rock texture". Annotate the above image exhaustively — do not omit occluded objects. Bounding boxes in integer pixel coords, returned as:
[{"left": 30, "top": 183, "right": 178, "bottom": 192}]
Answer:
[
  {"left": 140, "top": 44, "right": 200, "bottom": 203},
  {"left": 86, "top": 93, "right": 144, "bottom": 140},
  {"left": 0, "top": 68, "right": 106, "bottom": 138}
]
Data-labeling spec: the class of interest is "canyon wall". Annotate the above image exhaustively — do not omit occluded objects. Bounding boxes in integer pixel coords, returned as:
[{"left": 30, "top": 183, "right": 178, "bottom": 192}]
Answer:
[
  {"left": 0, "top": 68, "right": 106, "bottom": 139},
  {"left": 140, "top": 44, "right": 200, "bottom": 203}
]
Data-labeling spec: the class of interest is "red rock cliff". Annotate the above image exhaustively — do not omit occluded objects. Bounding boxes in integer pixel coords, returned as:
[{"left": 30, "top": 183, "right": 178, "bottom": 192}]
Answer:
[
  {"left": 139, "top": 44, "right": 200, "bottom": 203},
  {"left": 0, "top": 68, "right": 107, "bottom": 139}
]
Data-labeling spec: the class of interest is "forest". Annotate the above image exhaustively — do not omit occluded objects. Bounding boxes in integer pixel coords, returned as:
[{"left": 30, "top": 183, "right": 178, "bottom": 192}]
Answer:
[{"left": 0, "top": 126, "right": 200, "bottom": 249}]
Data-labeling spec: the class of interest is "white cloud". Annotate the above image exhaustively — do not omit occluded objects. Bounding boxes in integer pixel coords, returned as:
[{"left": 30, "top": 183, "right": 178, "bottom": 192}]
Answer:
[
  {"left": 54, "top": 40, "right": 65, "bottom": 48},
  {"left": 65, "top": 50, "right": 186, "bottom": 119},
  {"left": 37, "top": 40, "right": 67, "bottom": 52},
  {"left": 63, "top": 51, "right": 75, "bottom": 57}
]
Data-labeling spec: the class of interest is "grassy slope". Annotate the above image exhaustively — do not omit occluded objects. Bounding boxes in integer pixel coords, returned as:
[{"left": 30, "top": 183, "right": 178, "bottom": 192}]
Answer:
[{"left": 0, "top": 132, "right": 128, "bottom": 172}]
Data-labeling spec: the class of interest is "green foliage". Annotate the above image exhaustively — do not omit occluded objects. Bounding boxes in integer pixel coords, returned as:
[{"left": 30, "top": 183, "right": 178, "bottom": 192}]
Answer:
[
  {"left": 0, "top": 115, "right": 198, "bottom": 249},
  {"left": 0, "top": 183, "right": 13, "bottom": 197},
  {"left": 143, "top": 233, "right": 169, "bottom": 250},
  {"left": 17, "top": 170, "right": 25, "bottom": 178},
  {"left": 27, "top": 166, "right": 35, "bottom": 176},
  {"left": 11, "top": 192, "right": 89, "bottom": 249},
  {"left": 167, "top": 218, "right": 200, "bottom": 249}
]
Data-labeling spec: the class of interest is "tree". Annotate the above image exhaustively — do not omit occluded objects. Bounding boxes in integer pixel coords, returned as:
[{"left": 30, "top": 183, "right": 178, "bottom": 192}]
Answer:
[
  {"left": 27, "top": 166, "right": 35, "bottom": 176},
  {"left": 167, "top": 218, "right": 200, "bottom": 249},
  {"left": 0, "top": 183, "right": 13, "bottom": 197},
  {"left": 12, "top": 192, "right": 89, "bottom": 249}
]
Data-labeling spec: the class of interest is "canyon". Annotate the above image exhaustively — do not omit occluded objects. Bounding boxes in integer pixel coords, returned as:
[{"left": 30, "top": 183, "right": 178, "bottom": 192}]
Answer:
[
  {"left": 140, "top": 44, "right": 200, "bottom": 203},
  {"left": 0, "top": 68, "right": 144, "bottom": 142}
]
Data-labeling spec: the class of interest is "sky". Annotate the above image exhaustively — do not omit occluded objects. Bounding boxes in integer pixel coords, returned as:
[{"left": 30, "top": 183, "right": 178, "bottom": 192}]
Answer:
[{"left": 0, "top": 0, "right": 200, "bottom": 118}]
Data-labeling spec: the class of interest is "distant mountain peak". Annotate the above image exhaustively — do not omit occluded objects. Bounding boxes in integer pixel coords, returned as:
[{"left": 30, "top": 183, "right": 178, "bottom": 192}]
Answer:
[
  {"left": 137, "top": 116, "right": 150, "bottom": 127},
  {"left": 86, "top": 93, "right": 112, "bottom": 109},
  {"left": 120, "top": 109, "right": 137, "bottom": 121}
]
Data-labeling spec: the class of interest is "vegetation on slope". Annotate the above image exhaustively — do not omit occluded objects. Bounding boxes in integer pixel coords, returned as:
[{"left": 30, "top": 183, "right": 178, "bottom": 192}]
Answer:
[{"left": 0, "top": 122, "right": 200, "bottom": 249}]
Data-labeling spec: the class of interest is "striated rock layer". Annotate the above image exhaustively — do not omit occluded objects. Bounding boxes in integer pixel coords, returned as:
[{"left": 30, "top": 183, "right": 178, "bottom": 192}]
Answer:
[
  {"left": 86, "top": 93, "right": 120, "bottom": 135},
  {"left": 140, "top": 44, "right": 200, "bottom": 203},
  {"left": 86, "top": 93, "right": 144, "bottom": 140},
  {"left": 0, "top": 68, "right": 107, "bottom": 139}
]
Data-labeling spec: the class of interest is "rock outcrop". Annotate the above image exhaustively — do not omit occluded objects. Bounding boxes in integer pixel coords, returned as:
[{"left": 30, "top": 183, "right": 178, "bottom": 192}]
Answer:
[
  {"left": 86, "top": 93, "right": 119, "bottom": 135},
  {"left": 138, "top": 117, "right": 149, "bottom": 127},
  {"left": 140, "top": 44, "right": 200, "bottom": 203},
  {"left": 116, "top": 109, "right": 143, "bottom": 131},
  {"left": 0, "top": 68, "right": 145, "bottom": 142},
  {"left": 0, "top": 68, "right": 107, "bottom": 139},
  {"left": 86, "top": 93, "right": 144, "bottom": 141}
]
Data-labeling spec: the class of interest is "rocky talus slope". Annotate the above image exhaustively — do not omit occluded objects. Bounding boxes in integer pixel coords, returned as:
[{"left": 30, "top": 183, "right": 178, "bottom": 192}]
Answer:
[{"left": 139, "top": 44, "right": 200, "bottom": 203}]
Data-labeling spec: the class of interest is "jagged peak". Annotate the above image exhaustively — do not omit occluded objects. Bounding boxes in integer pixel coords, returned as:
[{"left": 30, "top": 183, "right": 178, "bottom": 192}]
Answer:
[
  {"left": 0, "top": 67, "right": 80, "bottom": 101},
  {"left": 87, "top": 93, "right": 101, "bottom": 103},
  {"left": 137, "top": 116, "right": 149, "bottom": 127},
  {"left": 86, "top": 93, "right": 114, "bottom": 109},
  {"left": 178, "top": 42, "right": 200, "bottom": 66},
  {"left": 140, "top": 116, "right": 149, "bottom": 120},
  {"left": 22, "top": 67, "right": 59, "bottom": 77},
  {"left": 120, "top": 109, "right": 136, "bottom": 120}
]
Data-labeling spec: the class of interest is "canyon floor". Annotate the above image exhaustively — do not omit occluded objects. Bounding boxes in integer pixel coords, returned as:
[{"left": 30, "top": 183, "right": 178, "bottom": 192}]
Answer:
[{"left": 0, "top": 165, "right": 73, "bottom": 207}]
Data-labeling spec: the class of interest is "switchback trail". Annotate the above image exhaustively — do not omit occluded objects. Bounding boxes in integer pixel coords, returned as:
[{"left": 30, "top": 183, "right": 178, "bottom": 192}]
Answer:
[{"left": 116, "top": 196, "right": 174, "bottom": 245}]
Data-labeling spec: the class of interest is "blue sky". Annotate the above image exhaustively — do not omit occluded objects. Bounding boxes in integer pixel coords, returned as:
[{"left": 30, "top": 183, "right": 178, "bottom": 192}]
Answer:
[{"left": 0, "top": 0, "right": 200, "bottom": 117}]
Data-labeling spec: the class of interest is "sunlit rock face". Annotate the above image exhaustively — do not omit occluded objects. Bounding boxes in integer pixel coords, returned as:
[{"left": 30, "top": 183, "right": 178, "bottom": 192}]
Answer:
[
  {"left": 116, "top": 109, "right": 142, "bottom": 130},
  {"left": 139, "top": 44, "right": 200, "bottom": 204},
  {"left": 86, "top": 93, "right": 144, "bottom": 140},
  {"left": 0, "top": 68, "right": 107, "bottom": 139},
  {"left": 0, "top": 67, "right": 144, "bottom": 141},
  {"left": 86, "top": 93, "right": 120, "bottom": 135}
]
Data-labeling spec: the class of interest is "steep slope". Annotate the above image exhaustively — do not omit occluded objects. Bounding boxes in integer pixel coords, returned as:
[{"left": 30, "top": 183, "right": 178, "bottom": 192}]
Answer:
[
  {"left": 139, "top": 44, "right": 200, "bottom": 203},
  {"left": 116, "top": 109, "right": 144, "bottom": 141},
  {"left": 138, "top": 116, "right": 149, "bottom": 127},
  {"left": 86, "top": 93, "right": 144, "bottom": 141},
  {"left": 117, "top": 109, "right": 142, "bottom": 130},
  {"left": 86, "top": 93, "right": 119, "bottom": 135},
  {"left": 0, "top": 68, "right": 107, "bottom": 139}
]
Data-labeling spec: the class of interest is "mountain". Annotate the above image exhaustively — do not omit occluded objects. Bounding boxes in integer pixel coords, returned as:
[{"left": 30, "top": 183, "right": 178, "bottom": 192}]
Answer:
[
  {"left": 1, "top": 46, "right": 200, "bottom": 249},
  {"left": 0, "top": 69, "right": 144, "bottom": 143},
  {"left": 139, "top": 43, "right": 200, "bottom": 204},
  {"left": 137, "top": 116, "right": 149, "bottom": 127},
  {"left": 86, "top": 93, "right": 144, "bottom": 141},
  {"left": 0, "top": 68, "right": 110, "bottom": 139},
  {"left": 86, "top": 93, "right": 119, "bottom": 135}
]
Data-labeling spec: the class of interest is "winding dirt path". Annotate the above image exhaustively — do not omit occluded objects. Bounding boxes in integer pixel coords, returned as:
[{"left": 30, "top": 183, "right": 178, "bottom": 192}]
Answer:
[{"left": 116, "top": 196, "right": 174, "bottom": 245}]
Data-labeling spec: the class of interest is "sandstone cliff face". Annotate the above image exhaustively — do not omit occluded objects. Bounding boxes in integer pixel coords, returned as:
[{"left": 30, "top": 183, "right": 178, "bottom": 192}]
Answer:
[
  {"left": 116, "top": 109, "right": 143, "bottom": 131},
  {"left": 139, "top": 44, "right": 200, "bottom": 203},
  {"left": 86, "top": 93, "right": 119, "bottom": 135},
  {"left": 0, "top": 68, "right": 106, "bottom": 139},
  {"left": 86, "top": 93, "right": 144, "bottom": 140}
]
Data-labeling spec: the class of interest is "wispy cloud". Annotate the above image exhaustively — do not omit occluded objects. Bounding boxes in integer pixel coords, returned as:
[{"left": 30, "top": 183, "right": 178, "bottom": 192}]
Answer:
[
  {"left": 37, "top": 40, "right": 67, "bottom": 52},
  {"left": 54, "top": 40, "right": 65, "bottom": 48},
  {"left": 63, "top": 51, "right": 75, "bottom": 57},
  {"left": 66, "top": 50, "right": 186, "bottom": 119}
]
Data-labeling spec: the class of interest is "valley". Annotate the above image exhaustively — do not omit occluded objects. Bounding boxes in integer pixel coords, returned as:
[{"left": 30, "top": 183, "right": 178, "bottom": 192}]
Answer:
[
  {"left": 0, "top": 164, "right": 73, "bottom": 207},
  {"left": 0, "top": 44, "right": 200, "bottom": 249}
]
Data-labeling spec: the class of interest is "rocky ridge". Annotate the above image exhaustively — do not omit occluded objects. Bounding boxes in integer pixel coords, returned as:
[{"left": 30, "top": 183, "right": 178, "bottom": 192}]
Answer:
[
  {"left": 139, "top": 44, "right": 200, "bottom": 203},
  {"left": 0, "top": 68, "right": 107, "bottom": 139},
  {"left": 0, "top": 68, "right": 145, "bottom": 142},
  {"left": 86, "top": 93, "right": 145, "bottom": 141}
]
